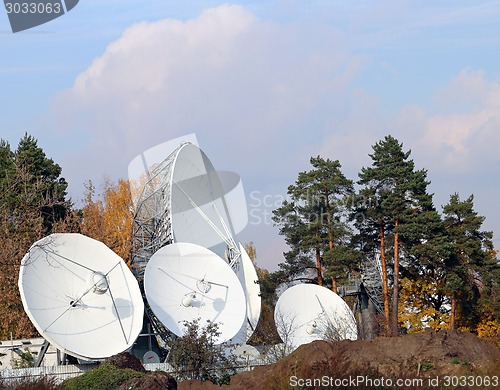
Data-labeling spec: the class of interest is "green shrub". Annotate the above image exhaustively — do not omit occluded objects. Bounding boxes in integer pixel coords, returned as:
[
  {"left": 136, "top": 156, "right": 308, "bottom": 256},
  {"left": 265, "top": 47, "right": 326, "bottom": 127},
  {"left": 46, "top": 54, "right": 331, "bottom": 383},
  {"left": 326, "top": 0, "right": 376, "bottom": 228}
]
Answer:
[
  {"left": 168, "top": 318, "right": 237, "bottom": 384},
  {"left": 59, "top": 363, "right": 144, "bottom": 390}
]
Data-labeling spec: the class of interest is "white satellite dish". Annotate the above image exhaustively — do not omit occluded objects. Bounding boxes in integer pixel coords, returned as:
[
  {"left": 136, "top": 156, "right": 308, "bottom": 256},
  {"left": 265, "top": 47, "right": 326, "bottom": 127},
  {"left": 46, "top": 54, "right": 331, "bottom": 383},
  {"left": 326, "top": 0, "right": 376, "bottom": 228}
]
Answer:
[
  {"left": 144, "top": 243, "right": 246, "bottom": 344},
  {"left": 274, "top": 284, "right": 357, "bottom": 349},
  {"left": 143, "top": 350, "right": 160, "bottom": 364},
  {"left": 131, "top": 142, "right": 248, "bottom": 276},
  {"left": 233, "top": 344, "right": 260, "bottom": 365},
  {"left": 232, "top": 243, "right": 261, "bottom": 344},
  {"left": 170, "top": 143, "right": 239, "bottom": 264},
  {"left": 18, "top": 233, "right": 144, "bottom": 360},
  {"left": 128, "top": 134, "right": 199, "bottom": 209}
]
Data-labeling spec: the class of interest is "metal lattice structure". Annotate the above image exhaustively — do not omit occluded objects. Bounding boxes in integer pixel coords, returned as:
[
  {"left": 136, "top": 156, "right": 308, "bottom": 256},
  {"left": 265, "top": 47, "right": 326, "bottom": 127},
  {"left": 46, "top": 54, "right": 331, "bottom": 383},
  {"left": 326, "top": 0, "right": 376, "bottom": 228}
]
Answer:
[
  {"left": 130, "top": 147, "right": 180, "bottom": 349},
  {"left": 130, "top": 142, "right": 261, "bottom": 347},
  {"left": 360, "top": 253, "right": 384, "bottom": 314},
  {"left": 130, "top": 151, "right": 177, "bottom": 278}
]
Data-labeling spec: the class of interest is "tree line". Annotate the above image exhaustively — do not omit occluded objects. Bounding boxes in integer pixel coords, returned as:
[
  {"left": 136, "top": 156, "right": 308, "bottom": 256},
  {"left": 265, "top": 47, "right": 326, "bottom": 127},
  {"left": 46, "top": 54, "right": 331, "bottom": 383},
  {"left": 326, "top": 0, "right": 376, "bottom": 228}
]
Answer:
[
  {"left": 0, "top": 133, "right": 133, "bottom": 339},
  {"left": 270, "top": 135, "right": 499, "bottom": 341},
  {"left": 0, "top": 133, "right": 498, "bottom": 346}
]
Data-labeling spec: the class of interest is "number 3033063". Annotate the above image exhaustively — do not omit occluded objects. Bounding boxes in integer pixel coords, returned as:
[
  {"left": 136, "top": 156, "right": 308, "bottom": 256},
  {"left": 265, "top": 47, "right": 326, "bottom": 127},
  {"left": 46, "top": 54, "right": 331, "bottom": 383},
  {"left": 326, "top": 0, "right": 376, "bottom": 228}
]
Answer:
[
  {"left": 5, "top": 2, "right": 63, "bottom": 14},
  {"left": 443, "top": 376, "right": 498, "bottom": 387}
]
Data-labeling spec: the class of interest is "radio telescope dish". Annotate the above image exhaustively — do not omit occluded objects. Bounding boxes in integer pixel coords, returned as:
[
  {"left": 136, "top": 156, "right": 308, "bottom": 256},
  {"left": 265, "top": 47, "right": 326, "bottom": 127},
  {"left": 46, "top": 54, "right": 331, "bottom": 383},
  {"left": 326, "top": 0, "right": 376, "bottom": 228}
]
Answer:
[
  {"left": 233, "top": 243, "right": 261, "bottom": 344},
  {"left": 131, "top": 142, "right": 242, "bottom": 276},
  {"left": 130, "top": 148, "right": 178, "bottom": 277},
  {"left": 143, "top": 351, "right": 160, "bottom": 364},
  {"left": 144, "top": 243, "right": 246, "bottom": 344},
  {"left": 233, "top": 344, "right": 261, "bottom": 365},
  {"left": 18, "top": 233, "right": 144, "bottom": 360},
  {"left": 170, "top": 143, "right": 239, "bottom": 264},
  {"left": 128, "top": 134, "right": 199, "bottom": 209},
  {"left": 274, "top": 284, "right": 357, "bottom": 349}
]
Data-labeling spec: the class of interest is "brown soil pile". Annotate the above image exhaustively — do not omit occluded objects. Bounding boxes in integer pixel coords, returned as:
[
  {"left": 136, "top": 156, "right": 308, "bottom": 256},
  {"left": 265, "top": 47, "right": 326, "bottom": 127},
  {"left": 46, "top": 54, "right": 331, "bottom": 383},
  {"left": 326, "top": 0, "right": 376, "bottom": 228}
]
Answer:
[
  {"left": 105, "top": 352, "right": 177, "bottom": 389},
  {"left": 116, "top": 371, "right": 177, "bottom": 390},
  {"left": 179, "top": 330, "right": 500, "bottom": 389},
  {"left": 105, "top": 351, "right": 146, "bottom": 373}
]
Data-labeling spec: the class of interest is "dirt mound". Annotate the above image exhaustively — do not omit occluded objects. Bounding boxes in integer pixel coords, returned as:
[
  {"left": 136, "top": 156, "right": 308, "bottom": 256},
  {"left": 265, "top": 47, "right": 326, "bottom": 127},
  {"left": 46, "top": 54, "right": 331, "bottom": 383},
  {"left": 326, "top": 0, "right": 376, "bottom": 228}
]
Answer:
[
  {"left": 105, "top": 352, "right": 146, "bottom": 373},
  {"left": 176, "top": 380, "right": 220, "bottom": 389},
  {"left": 103, "top": 352, "right": 178, "bottom": 389},
  {"left": 178, "top": 330, "right": 500, "bottom": 389},
  {"left": 116, "top": 371, "right": 177, "bottom": 390}
]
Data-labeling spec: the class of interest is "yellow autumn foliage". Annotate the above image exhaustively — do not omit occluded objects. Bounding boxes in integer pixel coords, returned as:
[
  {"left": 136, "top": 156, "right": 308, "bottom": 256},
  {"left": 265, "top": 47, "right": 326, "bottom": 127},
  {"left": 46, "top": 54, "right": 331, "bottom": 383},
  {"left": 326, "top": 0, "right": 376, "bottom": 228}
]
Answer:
[
  {"left": 398, "top": 277, "right": 450, "bottom": 333},
  {"left": 477, "top": 320, "right": 500, "bottom": 347},
  {"left": 81, "top": 178, "right": 133, "bottom": 264}
]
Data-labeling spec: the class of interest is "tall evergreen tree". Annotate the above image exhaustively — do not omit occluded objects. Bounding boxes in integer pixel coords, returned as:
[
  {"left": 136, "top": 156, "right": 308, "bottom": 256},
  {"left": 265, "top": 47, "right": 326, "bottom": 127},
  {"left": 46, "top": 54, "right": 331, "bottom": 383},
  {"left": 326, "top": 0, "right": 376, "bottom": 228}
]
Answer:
[
  {"left": 396, "top": 209, "right": 452, "bottom": 332},
  {"left": 0, "top": 133, "right": 71, "bottom": 338},
  {"left": 352, "top": 182, "right": 393, "bottom": 327},
  {"left": 12, "top": 133, "right": 69, "bottom": 231},
  {"left": 443, "top": 193, "right": 494, "bottom": 330},
  {"left": 0, "top": 140, "right": 16, "bottom": 207},
  {"left": 479, "top": 249, "right": 500, "bottom": 327},
  {"left": 357, "top": 135, "right": 436, "bottom": 335},
  {"left": 272, "top": 156, "right": 356, "bottom": 289}
]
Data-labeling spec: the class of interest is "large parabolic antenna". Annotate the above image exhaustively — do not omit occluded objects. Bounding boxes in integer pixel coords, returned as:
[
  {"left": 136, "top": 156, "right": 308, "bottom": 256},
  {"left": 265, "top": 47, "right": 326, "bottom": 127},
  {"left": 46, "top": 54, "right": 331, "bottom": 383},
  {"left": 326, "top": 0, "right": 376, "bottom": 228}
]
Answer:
[
  {"left": 18, "top": 233, "right": 144, "bottom": 360},
  {"left": 131, "top": 142, "right": 261, "bottom": 344},
  {"left": 170, "top": 143, "right": 238, "bottom": 263},
  {"left": 144, "top": 243, "right": 246, "bottom": 344},
  {"left": 232, "top": 243, "right": 262, "bottom": 344},
  {"left": 274, "top": 284, "right": 357, "bottom": 349},
  {"left": 131, "top": 143, "right": 243, "bottom": 275},
  {"left": 131, "top": 151, "right": 178, "bottom": 277}
]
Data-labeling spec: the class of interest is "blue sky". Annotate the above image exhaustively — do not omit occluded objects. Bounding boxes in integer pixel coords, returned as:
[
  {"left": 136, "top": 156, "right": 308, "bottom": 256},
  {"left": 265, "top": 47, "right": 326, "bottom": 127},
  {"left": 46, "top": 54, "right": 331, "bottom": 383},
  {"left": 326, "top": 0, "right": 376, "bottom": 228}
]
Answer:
[{"left": 2, "top": 1, "right": 500, "bottom": 270}]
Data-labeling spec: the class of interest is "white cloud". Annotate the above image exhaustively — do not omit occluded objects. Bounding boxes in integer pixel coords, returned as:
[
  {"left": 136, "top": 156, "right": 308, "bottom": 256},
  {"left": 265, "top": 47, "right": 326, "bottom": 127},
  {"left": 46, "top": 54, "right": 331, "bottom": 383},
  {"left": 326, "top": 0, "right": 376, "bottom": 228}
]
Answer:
[
  {"left": 419, "top": 69, "right": 500, "bottom": 172},
  {"left": 314, "top": 68, "right": 500, "bottom": 243},
  {"left": 50, "top": 4, "right": 500, "bottom": 267},
  {"left": 52, "top": 4, "right": 361, "bottom": 195},
  {"left": 51, "top": 4, "right": 365, "bottom": 269}
]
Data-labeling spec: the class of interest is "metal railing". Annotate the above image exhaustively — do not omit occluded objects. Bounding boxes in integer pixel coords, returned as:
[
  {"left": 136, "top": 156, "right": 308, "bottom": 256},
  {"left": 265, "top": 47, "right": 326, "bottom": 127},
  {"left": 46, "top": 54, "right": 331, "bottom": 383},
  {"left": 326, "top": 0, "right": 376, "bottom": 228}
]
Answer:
[
  {"left": 0, "top": 363, "right": 99, "bottom": 384},
  {"left": 0, "top": 361, "right": 265, "bottom": 384}
]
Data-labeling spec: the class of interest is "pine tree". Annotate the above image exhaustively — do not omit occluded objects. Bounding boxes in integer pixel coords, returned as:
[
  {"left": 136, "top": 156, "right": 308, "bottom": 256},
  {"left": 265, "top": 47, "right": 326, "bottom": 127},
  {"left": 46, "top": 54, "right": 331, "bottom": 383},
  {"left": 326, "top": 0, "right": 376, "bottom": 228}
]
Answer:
[
  {"left": 272, "top": 156, "right": 355, "bottom": 289},
  {"left": 0, "top": 140, "right": 16, "bottom": 209},
  {"left": 352, "top": 183, "right": 393, "bottom": 330},
  {"left": 443, "top": 193, "right": 494, "bottom": 330},
  {"left": 397, "top": 207, "right": 452, "bottom": 332},
  {"left": 0, "top": 134, "right": 71, "bottom": 338},
  {"left": 357, "top": 135, "right": 436, "bottom": 336},
  {"left": 11, "top": 133, "right": 69, "bottom": 231}
]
